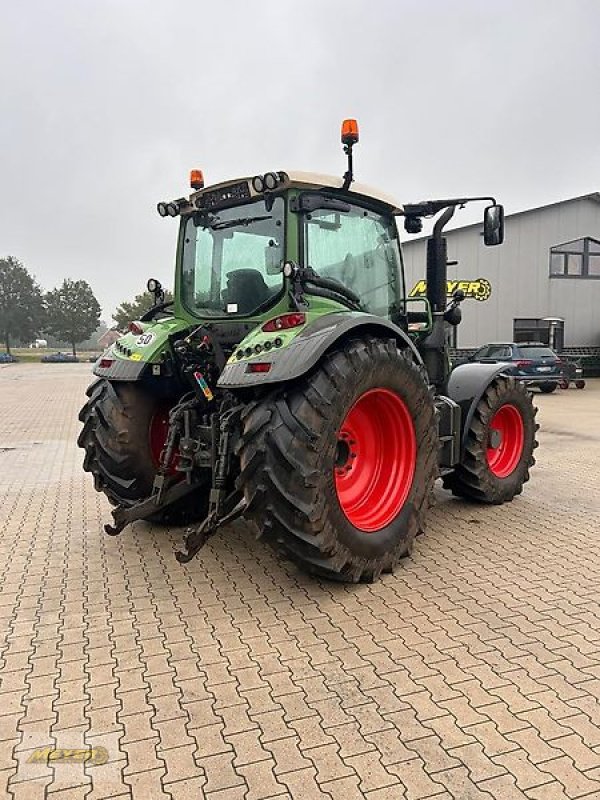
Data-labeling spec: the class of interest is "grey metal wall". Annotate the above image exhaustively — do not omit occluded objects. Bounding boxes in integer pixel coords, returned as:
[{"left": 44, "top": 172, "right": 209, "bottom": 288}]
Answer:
[{"left": 400, "top": 196, "right": 600, "bottom": 347}]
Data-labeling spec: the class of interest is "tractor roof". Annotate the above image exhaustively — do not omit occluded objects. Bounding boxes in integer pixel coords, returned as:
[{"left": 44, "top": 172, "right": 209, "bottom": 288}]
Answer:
[
  {"left": 284, "top": 171, "right": 401, "bottom": 211},
  {"left": 188, "top": 171, "right": 402, "bottom": 213}
]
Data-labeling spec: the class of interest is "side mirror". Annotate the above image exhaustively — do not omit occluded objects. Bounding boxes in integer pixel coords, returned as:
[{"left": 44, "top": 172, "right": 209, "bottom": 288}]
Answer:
[
  {"left": 147, "top": 278, "right": 162, "bottom": 294},
  {"left": 483, "top": 204, "right": 504, "bottom": 246},
  {"left": 147, "top": 278, "right": 164, "bottom": 303}
]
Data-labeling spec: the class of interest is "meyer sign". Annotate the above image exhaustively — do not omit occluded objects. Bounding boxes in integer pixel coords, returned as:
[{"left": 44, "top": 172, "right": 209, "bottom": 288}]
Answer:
[{"left": 409, "top": 278, "right": 492, "bottom": 302}]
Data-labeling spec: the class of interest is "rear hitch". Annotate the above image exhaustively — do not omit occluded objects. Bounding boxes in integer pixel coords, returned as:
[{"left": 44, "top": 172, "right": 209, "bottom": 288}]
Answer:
[
  {"left": 104, "top": 480, "right": 199, "bottom": 536},
  {"left": 176, "top": 403, "right": 245, "bottom": 563},
  {"left": 175, "top": 492, "right": 246, "bottom": 563}
]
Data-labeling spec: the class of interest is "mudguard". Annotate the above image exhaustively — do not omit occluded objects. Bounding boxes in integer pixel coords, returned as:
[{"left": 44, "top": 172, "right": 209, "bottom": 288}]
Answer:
[
  {"left": 217, "top": 312, "right": 422, "bottom": 389},
  {"left": 446, "top": 361, "right": 512, "bottom": 454},
  {"left": 93, "top": 317, "right": 189, "bottom": 381}
]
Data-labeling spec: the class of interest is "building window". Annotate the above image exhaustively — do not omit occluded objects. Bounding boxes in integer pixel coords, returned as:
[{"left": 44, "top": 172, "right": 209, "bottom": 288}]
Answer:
[{"left": 549, "top": 237, "right": 600, "bottom": 278}]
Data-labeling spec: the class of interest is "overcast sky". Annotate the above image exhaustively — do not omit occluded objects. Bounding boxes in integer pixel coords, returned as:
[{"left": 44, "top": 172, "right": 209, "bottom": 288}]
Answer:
[{"left": 2, "top": 0, "right": 600, "bottom": 322}]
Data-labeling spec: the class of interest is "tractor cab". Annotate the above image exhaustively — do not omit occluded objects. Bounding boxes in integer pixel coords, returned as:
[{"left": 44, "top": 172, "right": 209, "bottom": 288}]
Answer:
[{"left": 161, "top": 167, "right": 406, "bottom": 332}]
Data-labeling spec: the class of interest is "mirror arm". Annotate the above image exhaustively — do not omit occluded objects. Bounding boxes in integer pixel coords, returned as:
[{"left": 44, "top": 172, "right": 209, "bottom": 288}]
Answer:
[{"left": 397, "top": 196, "right": 497, "bottom": 218}]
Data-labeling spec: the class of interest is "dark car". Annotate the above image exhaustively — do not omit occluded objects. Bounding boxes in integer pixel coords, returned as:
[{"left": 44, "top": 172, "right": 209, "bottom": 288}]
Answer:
[
  {"left": 0, "top": 352, "right": 18, "bottom": 363},
  {"left": 41, "top": 352, "right": 80, "bottom": 363},
  {"left": 467, "top": 342, "right": 564, "bottom": 393}
]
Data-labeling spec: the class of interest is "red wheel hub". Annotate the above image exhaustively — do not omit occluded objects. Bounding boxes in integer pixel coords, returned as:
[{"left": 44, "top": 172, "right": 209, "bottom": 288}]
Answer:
[
  {"left": 149, "top": 406, "right": 178, "bottom": 473},
  {"left": 486, "top": 404, "right": 525, "bottom": 478},
  {"left": 334, "top": 388, "right": 416, "bottom": 533}
]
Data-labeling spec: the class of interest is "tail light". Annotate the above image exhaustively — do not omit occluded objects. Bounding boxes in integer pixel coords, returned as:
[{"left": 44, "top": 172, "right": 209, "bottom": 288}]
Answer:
[
  {"left": 514, "top": 359, "right": 533, "bottom": 368},
  {"left": 261, "top": 313, "right": 306, "bottom": 333},
  {"left": 246, "top": 362, "right": 271, "bottom": 374},
  {"left": 128, "top": 321, "right": 144, "bottom": 335}
]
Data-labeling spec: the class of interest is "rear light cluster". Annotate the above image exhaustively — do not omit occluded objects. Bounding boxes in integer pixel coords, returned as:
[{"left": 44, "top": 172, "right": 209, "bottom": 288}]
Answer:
[
  {"left": 261, "top": 313, "right": 306, "bottom": 333},
  {"left": 246, "top": 363, "right": 271, "bottom": 374},
  {"left": 514, "top": 360, "right": 533, "bottom": 368}
]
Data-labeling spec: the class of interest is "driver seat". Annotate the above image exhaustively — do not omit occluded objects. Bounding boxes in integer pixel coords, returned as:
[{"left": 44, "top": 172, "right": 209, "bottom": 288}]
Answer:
[{"left": 223, "top": 269, "right": 271, "bottom": 314}]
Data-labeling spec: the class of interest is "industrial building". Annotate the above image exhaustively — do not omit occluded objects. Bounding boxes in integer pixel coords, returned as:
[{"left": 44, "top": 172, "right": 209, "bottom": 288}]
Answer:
[{"left": 401, "top": 193, "right": 600, "bottom": 350}]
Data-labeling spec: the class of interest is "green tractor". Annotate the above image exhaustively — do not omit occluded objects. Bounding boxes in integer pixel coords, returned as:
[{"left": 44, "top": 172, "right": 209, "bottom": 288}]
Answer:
[{"left": 78, "top": 120, "right": 538, "bottom": 582}]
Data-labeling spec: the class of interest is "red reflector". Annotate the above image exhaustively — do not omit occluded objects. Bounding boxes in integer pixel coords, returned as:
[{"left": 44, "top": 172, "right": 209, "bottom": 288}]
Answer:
[
  {"left": 247, "top": 362, "right": 272, "bottom": 374},
  {"left": 261, "top": 313, "right": 306, "bottom": 333},
  {"left": 99, "top": 358, "right": 114, "bottom": 369},
  {"left": 128, "top": 321, "right": 144, "bottom": 335}
]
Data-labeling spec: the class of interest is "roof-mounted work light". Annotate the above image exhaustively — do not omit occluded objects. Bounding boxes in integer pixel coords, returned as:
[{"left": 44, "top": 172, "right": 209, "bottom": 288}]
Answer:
[
  {"left": 263, "top": 172, "right": 279, "bottom": 191},
  {"left": 157, "top": 199, "right": 184, "bottom": 218},
  {"left": 252, "top": 175, "right": 265, "bottom": 193}
]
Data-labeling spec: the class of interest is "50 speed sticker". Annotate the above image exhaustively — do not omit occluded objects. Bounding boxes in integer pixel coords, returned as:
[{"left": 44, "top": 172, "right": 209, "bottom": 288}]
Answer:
[{"left": 136, "top": 333, "right": 155, "bottom": 346}]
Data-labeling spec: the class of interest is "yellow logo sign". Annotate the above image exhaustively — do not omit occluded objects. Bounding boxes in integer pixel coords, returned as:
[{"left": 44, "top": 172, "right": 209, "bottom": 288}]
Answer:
[
  {"left": 27, "top": 747, "right": 109, "bottom": 765},
  {"left": 409, "top": 278, "right": 492, "bottom": 302}
]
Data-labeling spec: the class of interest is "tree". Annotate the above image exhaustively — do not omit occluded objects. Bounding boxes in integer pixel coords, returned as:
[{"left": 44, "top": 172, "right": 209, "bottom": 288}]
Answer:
[
  {"left": 0, "top": 256, "right": 45, "bottom": 353},
  {"left": 113, "top": 289, "right": 173, "bottom": 330},
  {"left": 44, "top": 279, "right": 101, "bottom": 356}
]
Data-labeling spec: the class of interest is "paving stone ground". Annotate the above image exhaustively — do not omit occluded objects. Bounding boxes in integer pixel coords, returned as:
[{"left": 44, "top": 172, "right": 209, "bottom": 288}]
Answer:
[{"left": 1, "top": 363, "right": 599, "bottom": 799}]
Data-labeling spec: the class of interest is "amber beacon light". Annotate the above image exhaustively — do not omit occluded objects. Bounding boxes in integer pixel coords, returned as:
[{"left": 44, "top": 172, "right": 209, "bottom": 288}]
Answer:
[
  {"left": 190, "top": 169, "right": 205, "bottom": 190},
  {"left": 341, "top": 119, "right": 359, "bottom": 146}
]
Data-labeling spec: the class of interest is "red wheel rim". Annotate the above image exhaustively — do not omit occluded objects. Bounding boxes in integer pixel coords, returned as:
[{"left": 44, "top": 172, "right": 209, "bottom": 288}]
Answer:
[
  {"left": 486, "top": 404, "right": 525, "bottom": 478},
  {"left": 149, "top": 406, "right": 178, "bottom": 473},
  {"left": 334, "top": 388, "right": 416, "bottom": 533}
]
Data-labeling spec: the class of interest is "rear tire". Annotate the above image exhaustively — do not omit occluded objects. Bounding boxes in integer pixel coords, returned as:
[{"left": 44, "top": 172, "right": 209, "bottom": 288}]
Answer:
[
  {"left": 237, "top": 338, "right": 438, "bottom": 583},
  {"left": 443, "top": 376, "right": 538, "bottom": 504},
  {"left": 78, "top": 379, "right": 208, "bottom": 524},
  {"left": 539, "top": 382, "right": 557, "bottom": 393},
  {"left": 576, "top": 380, "right": 586, "bottom": 389}
]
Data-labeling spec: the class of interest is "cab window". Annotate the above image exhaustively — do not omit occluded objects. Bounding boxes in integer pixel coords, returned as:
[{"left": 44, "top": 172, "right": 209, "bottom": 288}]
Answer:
[{"left": 303, "top": 203, "right": 403, "bottom": 318}]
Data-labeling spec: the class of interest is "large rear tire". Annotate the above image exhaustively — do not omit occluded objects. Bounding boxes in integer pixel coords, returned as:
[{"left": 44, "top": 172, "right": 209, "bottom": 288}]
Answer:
[
  {"left": 443, "top": 376, "right": 538, "bottom": 504},
  {"left": 237, "top": 338, "right": 438, "bottom": 583},
  {"left": 78, "top": 379, "right": 208, "bottom": 524}
]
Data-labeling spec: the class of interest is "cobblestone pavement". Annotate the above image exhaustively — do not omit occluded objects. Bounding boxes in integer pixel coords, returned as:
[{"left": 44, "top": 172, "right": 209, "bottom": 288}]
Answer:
[{"left": 1, "top": 364, "right": 600, "bottom": 799}]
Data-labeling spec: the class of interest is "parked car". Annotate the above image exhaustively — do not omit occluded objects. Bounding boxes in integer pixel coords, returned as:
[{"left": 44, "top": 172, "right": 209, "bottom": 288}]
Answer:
[
  {"left": 466, "top": 342, "right": 564, "bottom": 393},
  {"left": 0, "top": 353, "right": 18, "bottom": 363},
  {"left": 41, "top": 352, "right": 80, "bottom": 363}
]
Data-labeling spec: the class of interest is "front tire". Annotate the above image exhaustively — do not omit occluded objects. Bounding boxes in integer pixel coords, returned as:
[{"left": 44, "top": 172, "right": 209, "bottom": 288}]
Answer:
[
  {"left": 237, "top": 338, "right": 438, "bottom": 583},
  {"left": 78, "top": 379, "right": 208, "bottom": 524},
  {"left": 443, "top": 376, "right": 538, "bottom": 504}
]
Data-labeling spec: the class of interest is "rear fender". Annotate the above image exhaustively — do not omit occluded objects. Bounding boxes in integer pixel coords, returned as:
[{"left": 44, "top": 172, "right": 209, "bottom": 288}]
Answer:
[
  {"left": 93, "top": 317, "right": 189, "bottom": 381},
  {"left": 217, "top": 312, "right": 422, "bottom": 389},
  {"left": 446, "top": 362, "right": 512, "bottom": 455}
]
